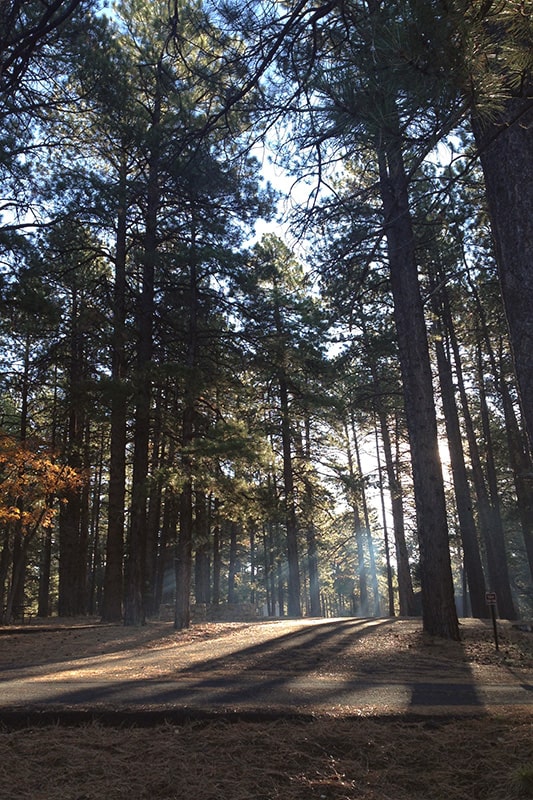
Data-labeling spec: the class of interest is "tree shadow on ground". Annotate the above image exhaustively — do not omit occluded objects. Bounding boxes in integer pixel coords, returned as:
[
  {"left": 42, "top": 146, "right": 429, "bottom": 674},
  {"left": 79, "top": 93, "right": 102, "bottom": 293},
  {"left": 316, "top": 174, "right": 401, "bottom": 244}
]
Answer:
[{"left": 1, "top": 617, "right": 509, "bottom": 713}]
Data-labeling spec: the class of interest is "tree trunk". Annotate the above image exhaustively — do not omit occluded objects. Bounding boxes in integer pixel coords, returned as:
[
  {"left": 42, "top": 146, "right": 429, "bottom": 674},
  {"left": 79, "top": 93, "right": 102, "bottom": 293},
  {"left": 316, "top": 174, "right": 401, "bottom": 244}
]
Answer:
[
  {"left": 101, "top": 158, "right": 129, "bottom": 622},
  {"left": 227, "top": 521, "right": 238, "bottom": 604},
  {"left": 497, "top": 360, "right": 533, "bottom": 581},
  {"left": 88, "top": 433, "right": 105, "bottom": 615},
  {"left": 249, "top": 521, "right": 257, "bottom": 606},
  {"left": 155, "top": 488, "right": 177, "bottom": 608},
  {"left": 343, "top": 419, "right": 368, "bottom": 614},
  {"left": 58, "top": 492, "right": 82, "bottom": 616},
  {"left": 302, "top": 416, "right": 321, "bottom": 616},
  {"left": 212, "top": 499, "right": 222, "bottom": 606},
  {"left": 174, "top": 223, "right": 200, "bottom": 630},
  {"left": 378, "top": 411, "right": 416, "bottom": 616},
  {"left": 353, "top": 419, "right": 381, "bottom": 616},
  {"left": 476, "top": 344, "right": 517, "bottom": 620},
  {"left": 174, "top": 477, "right": 193, "bottom": 630},
  {"left": 468, "top": 272, "right": 533, "bottom": 583},
  {"left": 374, "top": 422, "right": 396, "bottom": 616},
  {"left": 37, "top": 527, "right": 52, "bottom": 618},
  {"left": 376, "top": 120, "right": 459, "bottom": 639},
  {"left": 145, "top": 406, "right": 163, "bottom": 618},
  {"left": 277, "top": 555, "right": 285, "bottom": 617},
  {"left": 278, "top": 371, "right": 301, "bottom": 617},
  {"left": 430, "top": 280, "right": 488, "bottom": 618},
  {"left": 194, "top": 494, "right": 211, "bottom": 605},
  {"left": 434, "top": 334, "right": 487, "bottom": 617},
  {"left": 471, "top": 89, "right": 533, "bottom": 454},
  {"left": 124, "top": 98, "right": 161, "bottom": 627},
  {"left": 58, "top": 287, "right": 86, "bottom": 617}
]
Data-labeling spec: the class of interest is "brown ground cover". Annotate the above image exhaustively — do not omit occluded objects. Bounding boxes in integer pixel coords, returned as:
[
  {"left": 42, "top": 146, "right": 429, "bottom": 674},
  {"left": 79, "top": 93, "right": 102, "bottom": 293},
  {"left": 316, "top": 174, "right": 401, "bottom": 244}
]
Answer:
[{"left": 0, "top": 617, "right": 532, "bottom": 799}]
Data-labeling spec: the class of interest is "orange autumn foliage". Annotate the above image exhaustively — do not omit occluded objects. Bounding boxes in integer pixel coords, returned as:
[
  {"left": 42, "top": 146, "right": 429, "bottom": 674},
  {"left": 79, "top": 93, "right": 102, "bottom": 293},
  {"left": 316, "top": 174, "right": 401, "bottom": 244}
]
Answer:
[{"left": 0, "top": 433, "right": 84, "bottom": 533}]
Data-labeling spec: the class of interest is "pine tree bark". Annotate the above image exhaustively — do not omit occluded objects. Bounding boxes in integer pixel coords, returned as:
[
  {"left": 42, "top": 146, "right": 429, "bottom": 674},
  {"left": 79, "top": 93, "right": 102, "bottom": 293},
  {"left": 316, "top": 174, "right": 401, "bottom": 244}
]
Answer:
[
  {"left": 302, "top": 415, "right": 321, "bottom": 616},
  {"left": 174, "top": 232, "right": 199, "bottom": 630},
  {"left": 374, "top": 422, "right": 396, "bottom": 616},
  {"left": 58, "top": 287, "right": 86, "bottom": 617},
  {"left": 430, "top": 277, "right": 488, "bottom": 617},
  {"left": 124, "top": 144, "right": 159, "bottom": 626},
  {"left": 344, "top": 419, "right": 369, "bottom": 614},
  {"left": 376, "top": 121, "right": 459, "bottom": 639},
  {"left": 497, "top": 363, "right": 533, "bottom": 581},
  {"left": 471, "top": 87, "right": 533, "bottom": 454},
  {"left": 227, "top": 521, "right": 239, "bottom": 604},
  {"left": 194, "top": 495, "right": 211, "bottom": 606},
  {"left": 174, "top": 475, "right": 193, "bottom": 630},
  {"left": 279, "top": 371, "right": 302, "bottom": 617},
  {"left": 476, "top": 344, "right": 517, "bottom": 620},
  {"left": 101, "top": 152, "right": 129, "bottom": 623},
  {"left": 212, "top": 498, "right": 222, "bottom": 606},
  {"left": 353, "top": 419, "right": 381, "bottom": 616},
  {"left": 37, "top": 528, "right": 52, "bottom": 617},
  {"left": 433, "top": 332, "right": 488, "bottom": 617},
  {"left": 378, "top": 411, "right": 416, "bottom": 616},
  {"left": 468, "top": 274, "right": 533, "bottom": 582}
]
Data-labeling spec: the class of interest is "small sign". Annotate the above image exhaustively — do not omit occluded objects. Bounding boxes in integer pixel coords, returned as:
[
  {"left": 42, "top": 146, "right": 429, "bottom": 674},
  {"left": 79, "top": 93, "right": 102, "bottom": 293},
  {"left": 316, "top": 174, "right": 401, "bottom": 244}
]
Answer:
[{"left": 486, "top": 592, "right": 497, "bottom": 605}]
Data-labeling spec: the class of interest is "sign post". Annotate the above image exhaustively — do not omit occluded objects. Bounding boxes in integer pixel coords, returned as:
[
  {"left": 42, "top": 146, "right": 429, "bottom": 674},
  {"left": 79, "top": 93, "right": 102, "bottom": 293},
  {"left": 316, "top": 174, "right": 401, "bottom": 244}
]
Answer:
[{"left": 485, "top": 592, "right": 499, "bottom": 651}]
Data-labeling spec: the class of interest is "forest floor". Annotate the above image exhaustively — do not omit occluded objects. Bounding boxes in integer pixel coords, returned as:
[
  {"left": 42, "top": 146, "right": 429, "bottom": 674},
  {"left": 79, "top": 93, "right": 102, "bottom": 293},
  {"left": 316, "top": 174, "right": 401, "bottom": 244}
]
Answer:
[{"left": 0, "top": 616, "right": 532, "bottom": 799}]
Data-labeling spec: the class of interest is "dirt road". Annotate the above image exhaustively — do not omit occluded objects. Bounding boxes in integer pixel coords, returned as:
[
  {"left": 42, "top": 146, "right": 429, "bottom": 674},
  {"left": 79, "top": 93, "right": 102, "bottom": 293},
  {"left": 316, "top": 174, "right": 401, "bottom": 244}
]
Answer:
[{"left": 1, "top": 616, "right": 532, "bottom": 719}]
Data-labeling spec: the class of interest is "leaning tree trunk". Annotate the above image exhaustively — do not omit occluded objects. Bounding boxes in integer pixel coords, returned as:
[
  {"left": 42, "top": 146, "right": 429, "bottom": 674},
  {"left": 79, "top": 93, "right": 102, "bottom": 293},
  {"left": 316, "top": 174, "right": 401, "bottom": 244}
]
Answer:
[{"left": 376, "top": 118, "right": 459, "bottom": 640}]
